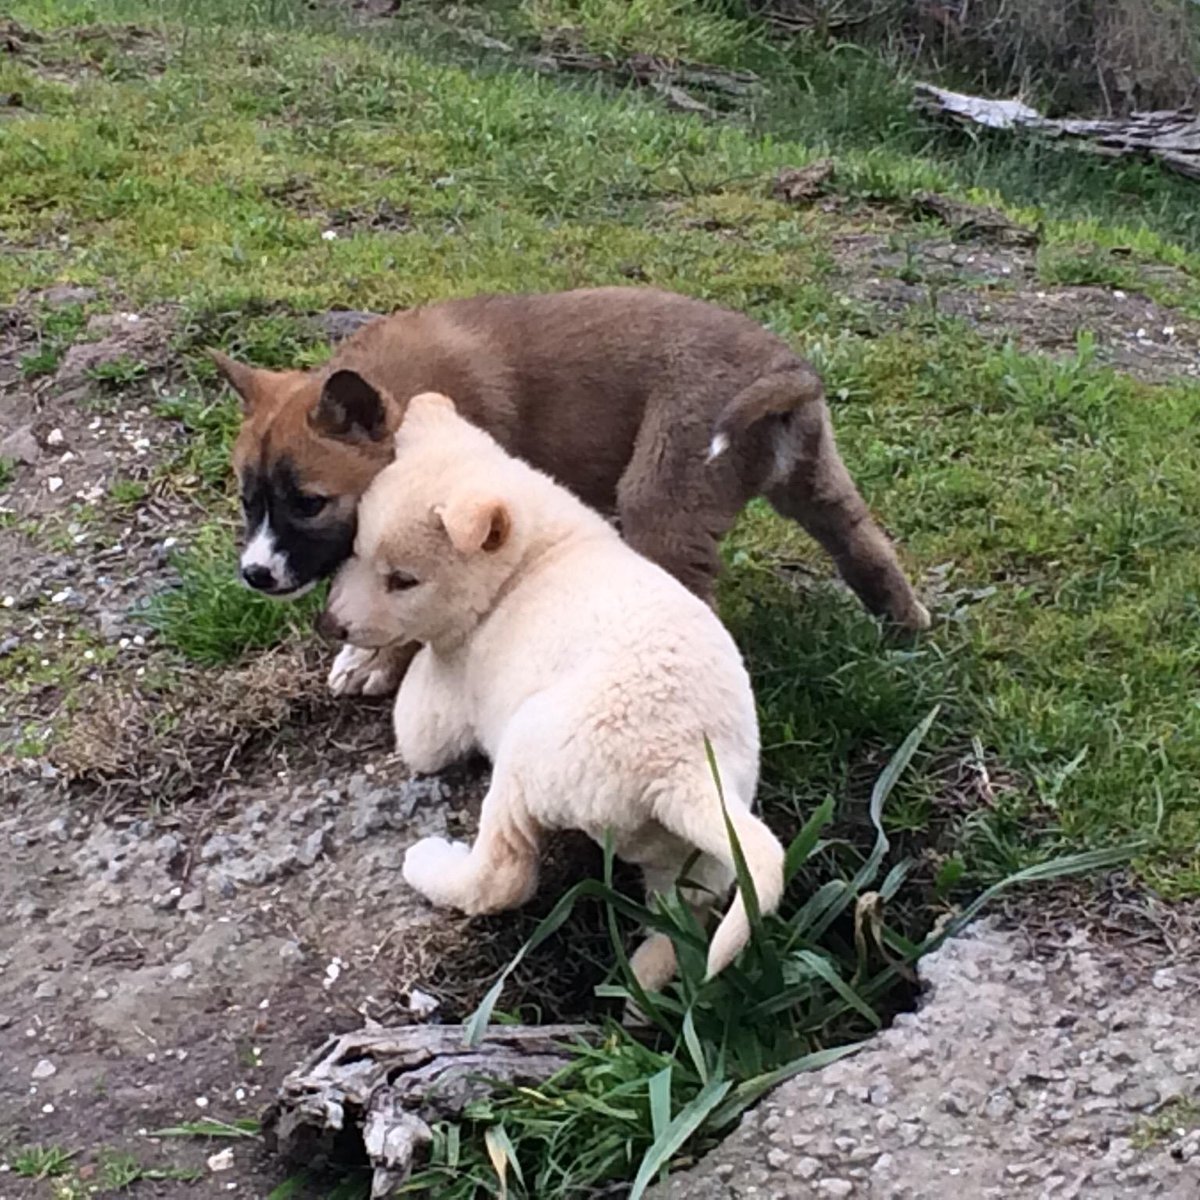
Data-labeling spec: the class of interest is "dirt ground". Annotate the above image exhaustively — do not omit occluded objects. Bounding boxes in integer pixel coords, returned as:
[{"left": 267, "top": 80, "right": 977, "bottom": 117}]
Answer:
[{"left": 2, "top": 225, "right": 1199, "bottom": 1196}]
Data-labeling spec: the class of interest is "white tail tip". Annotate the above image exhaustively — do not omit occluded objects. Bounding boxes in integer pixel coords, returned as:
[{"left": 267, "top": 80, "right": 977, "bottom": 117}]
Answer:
[{"left": 707, "top": 432, "right": 730, "bottom": 463}]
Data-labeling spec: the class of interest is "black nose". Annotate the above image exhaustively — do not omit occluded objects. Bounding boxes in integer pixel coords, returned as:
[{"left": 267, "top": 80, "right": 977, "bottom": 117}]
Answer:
[
  {"left": 315, "top": 610, "right": 347, "bottom": 643},
  {"left": 242, "top": 564, "right": 276, "bottom": 591}
]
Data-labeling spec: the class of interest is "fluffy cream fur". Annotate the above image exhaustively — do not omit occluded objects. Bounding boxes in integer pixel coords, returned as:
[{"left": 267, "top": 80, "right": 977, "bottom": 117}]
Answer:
[{"left": 323, "top": 392, "right": 785, "bottom": 988}]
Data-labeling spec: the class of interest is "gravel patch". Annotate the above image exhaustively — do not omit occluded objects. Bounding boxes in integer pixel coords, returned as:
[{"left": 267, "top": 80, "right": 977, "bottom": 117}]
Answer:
[{"left": 650, "top": 923, "right": 1200, "bottom": 1200}]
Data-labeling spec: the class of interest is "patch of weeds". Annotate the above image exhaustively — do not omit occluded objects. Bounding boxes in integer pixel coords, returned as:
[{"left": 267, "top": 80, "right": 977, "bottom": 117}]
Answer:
[
  {"left": 1132, "top": 1097, "right": 1200, "bottom": 1150},
  {"left": 10, "top": 1144, "right": 76, "bottom": 1180},
  {"left": 0, "top": 630, "right": 117, "bottom": 703},
  {"left": 1038, "top": 243, "right": 1138, "bottom": 290},
  {"left": 96, "top": 1148, "right": 203, "bottom": 1189},
  {"left": 0, "top": 456, "right": 15, "bottom": 489},
  {"left": 155, "top": 385, "right": 240, "bottom": 494},
  {"left": 85, "top": 354, "right": 149, "bottom": 389},
  {"left": 177, "top": 307, "right": 331, "bottom": 373},
  {"left": 107, "top": 476, "right": 147, "bottom": 507},
  {"left": 18, "top": 302, "right": 88, "bottom": 379},
  {"left": 146, "top": 521, "right": 322, "bottom": 664}
]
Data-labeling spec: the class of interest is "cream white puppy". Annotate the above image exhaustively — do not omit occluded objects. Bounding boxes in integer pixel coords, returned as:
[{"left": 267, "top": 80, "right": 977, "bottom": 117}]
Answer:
[{"left": 321, "top": 392, "right": 785, "bottom": 988}]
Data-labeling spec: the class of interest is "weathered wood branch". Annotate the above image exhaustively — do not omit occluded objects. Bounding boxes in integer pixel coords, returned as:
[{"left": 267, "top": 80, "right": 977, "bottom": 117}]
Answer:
[
  {"left": 262, "top": 1024, "right": 595, "bottom": 1197},
  {"left": 914, "top": 83, "right": 1200, "bottom": 182}
]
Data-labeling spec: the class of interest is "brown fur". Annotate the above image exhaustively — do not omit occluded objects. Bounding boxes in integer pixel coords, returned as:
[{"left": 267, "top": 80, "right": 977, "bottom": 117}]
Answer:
[{"left": 219, "top": 286, "right": 929, "bottom": 633}]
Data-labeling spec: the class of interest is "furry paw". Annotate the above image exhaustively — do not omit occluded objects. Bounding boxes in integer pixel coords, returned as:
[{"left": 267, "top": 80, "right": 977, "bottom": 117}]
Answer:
[
  {"left": 328, "top": 644, "right": 402, "bottom": 698},
  {"left": 907, "top": 601, "right": 933, "bottom": 632},
  {"left": 402, "top": 837, "right": 472, "bottom": 907}
]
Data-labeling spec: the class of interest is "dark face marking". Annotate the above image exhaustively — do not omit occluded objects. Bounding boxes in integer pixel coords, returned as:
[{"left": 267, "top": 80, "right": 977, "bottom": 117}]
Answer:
[{"left": 237, "top": 455, "right": 357, "bottom": 595}]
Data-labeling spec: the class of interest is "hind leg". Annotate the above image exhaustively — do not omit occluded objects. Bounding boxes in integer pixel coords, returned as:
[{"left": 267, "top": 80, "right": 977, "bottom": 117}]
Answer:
[
  {"left": 767, "top": 406, "right": 930, "bottom": 631},
  {"left": 627, "top": 856, "right": 733, "bottom": 994},
  {"left": 616, "top": 409, "right": 750, "bottom": 606}
]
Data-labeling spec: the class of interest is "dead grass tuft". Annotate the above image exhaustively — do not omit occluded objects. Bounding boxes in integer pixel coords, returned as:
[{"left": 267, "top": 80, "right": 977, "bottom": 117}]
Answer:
[{"left": 52, "top": 644, "right": 391, "bottom": 812}]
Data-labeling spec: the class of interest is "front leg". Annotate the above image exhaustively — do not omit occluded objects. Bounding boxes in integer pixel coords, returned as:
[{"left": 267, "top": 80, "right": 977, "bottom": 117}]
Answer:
[
  {"left": 392, "top": 646, "right": 475, "bottom": 775},
  {"left": 328, "top": 640, "right": 419, "bottom": 698},
  {"left": 403, "top": 769, "right": 540, "bottom": 914}
]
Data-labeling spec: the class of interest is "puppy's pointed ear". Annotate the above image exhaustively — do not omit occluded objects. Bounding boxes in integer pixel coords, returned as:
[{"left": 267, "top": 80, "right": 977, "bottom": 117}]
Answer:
[
  {"left": 395, "top": 392, "right": 458, "bottom": 453},
  {"left": 409, "top": 391, "right": 457, "bottom": 416},
  {"left": 207, "top": 349, "right": 264, "bottom": 414},
  {"left": 436, "top": 494, "right": 512, "bottom": 556},
  {"left": 310, "top": 370, "right": 390, "bottom": 443}
]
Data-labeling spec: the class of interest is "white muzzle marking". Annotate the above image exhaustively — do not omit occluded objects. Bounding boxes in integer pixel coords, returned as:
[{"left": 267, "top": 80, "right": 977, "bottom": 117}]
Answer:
[{"left": 240, "top": 520, "right": 296, "bottom": 594}]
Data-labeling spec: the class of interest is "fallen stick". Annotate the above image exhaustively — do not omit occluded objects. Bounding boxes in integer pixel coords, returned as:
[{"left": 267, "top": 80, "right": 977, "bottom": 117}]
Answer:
[
  {"left": 914, "top": 83, "right": 1200, "bottom": 182},
  {"left": 262, "top": 1023, "right": 595, "bottom": 1197}
]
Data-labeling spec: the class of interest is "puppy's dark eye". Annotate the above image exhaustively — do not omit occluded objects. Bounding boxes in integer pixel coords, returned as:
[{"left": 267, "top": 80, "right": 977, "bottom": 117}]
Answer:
[
  {"left": 294, "top": 493, "right": 329, "bottom": 519},
  {"left": 386, "top": 571, "right": 418, "bottom": 593}
]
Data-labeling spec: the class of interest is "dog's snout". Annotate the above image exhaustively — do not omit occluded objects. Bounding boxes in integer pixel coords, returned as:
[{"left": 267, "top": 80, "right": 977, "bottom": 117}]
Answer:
[
  {"left": 241, "top": 563, "right": 276, "bottom": 591},
  {"left": 315, "top": 609, "right": 347, "bottom": 643}
]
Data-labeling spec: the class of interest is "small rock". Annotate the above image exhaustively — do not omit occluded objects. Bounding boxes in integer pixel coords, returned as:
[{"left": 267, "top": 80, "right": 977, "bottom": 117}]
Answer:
[
  {"left": 1090, "top": 1070, "right": 1124, "bottom": 1097},
  {"left": 817, "top": 1181, "right": 854, "bottom": 1199},
  {"left": 97, "top": 609, "right": 125, "bottom": 641},
  {"left": 313, "top": 310, "right": 380, "bottom": 341},
  {"left": 200, "top": 834, "right": 239, "bottom": 863},
  {"left": 207, "top": 1148, "right": 234, "bottom": 1172},
  {"left": 795, "top": 1157, "right": 822, "bottom": 1181},
  {"left": 178, "top": 891, "right": 205, "bottom": 913},
  {"left": 407, "top": 988, "right": 439, "bottom": 1018},
  {"left": 31, "top": 1058, "right": 57, "bottom": 1079},
  {"left": 0, "top": 425, "right": 39, "bottom": 466},
  {"left": 279, "top": 940, "right": 305, "bottom": 966},
  {"left": 297, "top": 827, "right": 328, "bottom": 868},
  {"left": 766, "top": 1148, "right": 791, "bottom": 1171},
  {"left": 45, "top": 817, "right": 69, "bottom": 843},
  {"left": 34, "top": 980, "right": 59, "bottom": 1000},
  {"left": 45, "top": 428, "right": 65, "bottom": 446},
  {"left": 169, "top": 961, "right": 194, "bottom": 981}
]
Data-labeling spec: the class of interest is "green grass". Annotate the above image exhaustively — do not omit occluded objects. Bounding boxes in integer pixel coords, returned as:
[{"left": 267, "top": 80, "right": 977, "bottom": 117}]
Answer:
[
  {"left": 3, "top": 0, "right": 1199, "bottom": 1192},
  {"left": 10, "top": 1144, "right": 76, "bottom": 1180},
  {"left": 518, "top": 0, "right": 754, "bottom": 63},
  {"left": 145, "top": 522, "right": 323, "bottom": 665},
  {"left": 18, "top": 302, "right": 89, "bottom": 379}
]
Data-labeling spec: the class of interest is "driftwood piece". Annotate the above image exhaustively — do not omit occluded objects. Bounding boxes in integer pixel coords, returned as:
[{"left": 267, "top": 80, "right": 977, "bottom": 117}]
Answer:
[
  {"left": 773, "top": 159, "right": 836, "bottom": 204},
  {"left": 530, "top": 39, "right": 759, "bottom": 119},
  {"left": 911, "top": 190, "right": 1040, "bottom": 247},
  {"left": 262, "top": 1023, "right": 593, "bottom": 1197},
  {"left": 915, "top": 83, "right": 1200, "bottom": 183}
]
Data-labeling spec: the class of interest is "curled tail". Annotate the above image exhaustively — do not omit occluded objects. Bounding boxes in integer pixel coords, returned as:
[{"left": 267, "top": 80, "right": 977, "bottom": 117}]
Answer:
[
  {"left": 707, "top": 363, "right": 825, "bottom": 462},
  {"left": 702, "top": 807, "right": 785, "bottom": 979},
  {"left": 662, "top": 794, "right": 786, "bottom": 980}
]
